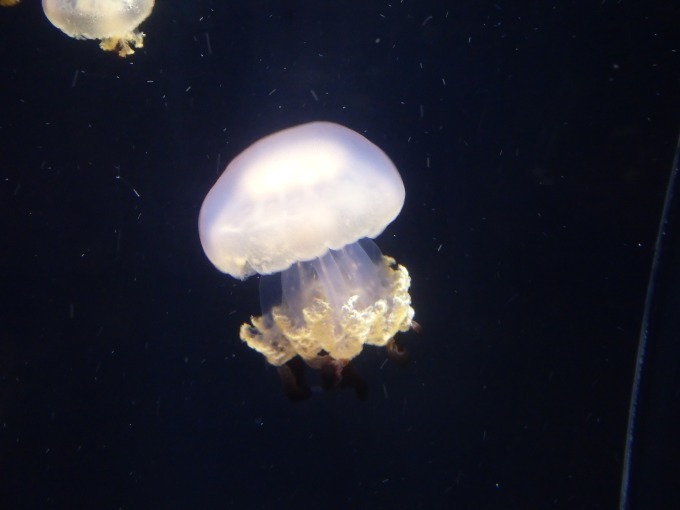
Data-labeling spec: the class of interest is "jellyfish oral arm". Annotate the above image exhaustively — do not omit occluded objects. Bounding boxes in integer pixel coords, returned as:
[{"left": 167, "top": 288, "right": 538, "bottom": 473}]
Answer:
[{"left": 240, "top": 240, "right": 414, "bottom": 367}]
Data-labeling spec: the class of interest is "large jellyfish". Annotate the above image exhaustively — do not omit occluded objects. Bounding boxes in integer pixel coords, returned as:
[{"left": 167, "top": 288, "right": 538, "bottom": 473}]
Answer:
[
  {"left": 199, "top": 122, "right": 416, "bottom": 400},
  {"left": 42, "top": 0, "right": 155, "bottom": 57}
]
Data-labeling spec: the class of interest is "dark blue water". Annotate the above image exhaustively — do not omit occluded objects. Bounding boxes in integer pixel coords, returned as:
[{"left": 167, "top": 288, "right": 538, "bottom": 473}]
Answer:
[{"left": 1, "top": 1, "right": 678, "bottom": 509}]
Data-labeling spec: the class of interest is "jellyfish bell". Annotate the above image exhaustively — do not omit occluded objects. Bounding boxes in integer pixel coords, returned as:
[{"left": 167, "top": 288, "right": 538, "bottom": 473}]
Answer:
[
  {"left": 42, "top": 0, "right": 155, "bottom": 57},
  {"left": 199, "top": 122, "right": 416, "bottom": 399},
  {"left": 199, "top": 122, "right": 405, "bottom": 279}
]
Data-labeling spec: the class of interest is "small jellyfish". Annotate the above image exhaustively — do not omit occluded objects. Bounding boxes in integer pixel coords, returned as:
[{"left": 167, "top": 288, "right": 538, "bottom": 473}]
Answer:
[
  {"left": 0, "top": 0, "right": 22, "bottom": 7},
  {"left": 199, "top": 122, "right": 416, "bottom": 400},
  {"left": 42, "top": 0, "right": 155, "bottom": 57}
]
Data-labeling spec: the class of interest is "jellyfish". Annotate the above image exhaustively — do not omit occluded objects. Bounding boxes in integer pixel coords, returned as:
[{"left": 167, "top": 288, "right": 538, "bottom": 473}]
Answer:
[
  {"left": 0, "top": 0, "right": 22, "bottom": 7},
  {"left": 42, "top": 0, "right": 155, "bottom": 57},
  {"left": 199, "top": 122, "right": 416, "bottom": 400}
]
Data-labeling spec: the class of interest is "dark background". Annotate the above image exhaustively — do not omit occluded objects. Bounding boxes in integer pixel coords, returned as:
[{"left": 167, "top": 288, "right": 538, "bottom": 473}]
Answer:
[{"left": 1, "top": 1, "right": 678, "bottom": 509}]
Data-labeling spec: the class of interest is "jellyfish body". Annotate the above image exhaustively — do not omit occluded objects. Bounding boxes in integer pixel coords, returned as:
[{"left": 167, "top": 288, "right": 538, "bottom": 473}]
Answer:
[
  {"left": 42, "top": 0, "right": 155, "bottom": 57},
  {"left": 199, "top": 122, "right": 415, "bottom": 398}
]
